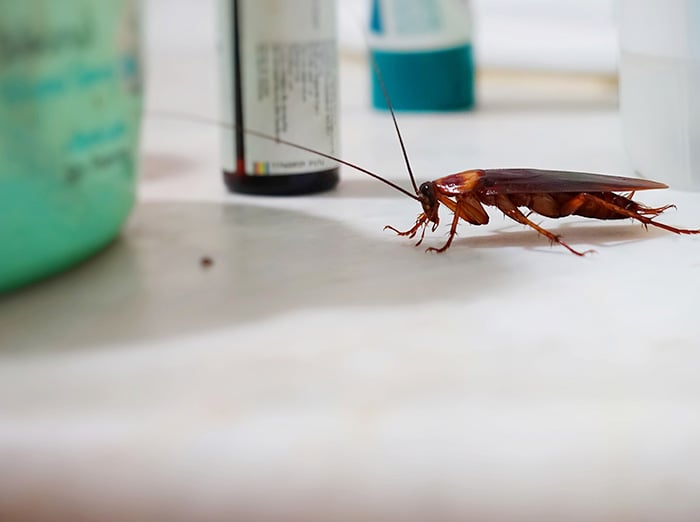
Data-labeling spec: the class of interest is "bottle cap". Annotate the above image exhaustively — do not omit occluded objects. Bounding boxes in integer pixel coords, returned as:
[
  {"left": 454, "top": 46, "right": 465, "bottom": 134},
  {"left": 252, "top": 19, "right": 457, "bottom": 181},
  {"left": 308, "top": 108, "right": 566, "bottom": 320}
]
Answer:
[
  {"left": 371, "top": 45, "right": 475, "bottom": 112},
  {"left": 368, "top": 0, "right": 475, "bottom": 112}
]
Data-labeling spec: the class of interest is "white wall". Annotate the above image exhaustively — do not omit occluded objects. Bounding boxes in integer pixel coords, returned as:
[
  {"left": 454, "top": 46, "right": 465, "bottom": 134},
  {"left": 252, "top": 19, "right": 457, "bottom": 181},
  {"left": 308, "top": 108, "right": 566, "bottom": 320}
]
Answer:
[
  {"left": 339, "top": 0, "right": 617, "bottom": 73},
  {"left": 144, "top": 0, "right": 618, "bottom": 74}
]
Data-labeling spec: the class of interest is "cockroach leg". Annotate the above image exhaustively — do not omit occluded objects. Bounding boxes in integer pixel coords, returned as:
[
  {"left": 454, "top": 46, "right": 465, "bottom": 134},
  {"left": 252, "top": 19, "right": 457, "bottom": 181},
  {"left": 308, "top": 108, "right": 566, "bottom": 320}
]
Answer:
[
  {"left": 384, "top": 213, "right": 428, "bottom": 240},
  {"left": 495, "top": 195, "right": 594, "bottom": 256},
  {"left": 426, "top": 200, "right": 464, "bottom": 253},
  {"left": 426, "top": 238, "right": 455, "bottom": 253},
  {"left": 581, "top": 194, "right": 700, "bottom": 235},
  {"left": 414, "top": 220, "right": 430, "bottom": 246},
  {"left": 639, "top": 203, "right": 676, "bottom": 217}
]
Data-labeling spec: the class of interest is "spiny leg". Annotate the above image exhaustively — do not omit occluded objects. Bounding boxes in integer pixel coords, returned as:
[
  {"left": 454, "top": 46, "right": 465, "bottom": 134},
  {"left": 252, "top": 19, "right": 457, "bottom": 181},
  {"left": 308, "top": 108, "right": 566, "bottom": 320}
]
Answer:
[
  {"left": 581, "top": 194, "right": 700, "bottom": 234},
  {"left": 496, "top": 195, "right": 594, "bottom": 256},
  {"left": 385, "top": 213, "right": 429, "bottom": 245},
  {"left": 616, "top": 192, "right": 675, "bottom": 217},
  {"left": 425, "top": 194, "right": 491, "bottom": 253},
  {"left": 426, "top": 202, "right": 463, "bottom": 253},
  {"left": 639, "top": 203, "right": 676, "bottom": 217},
  {"left": 415, "top": 218, "right": 429, "bottom": 246},
  {"left": 561, "top": 193, "right": 675, "bottom": 219}
]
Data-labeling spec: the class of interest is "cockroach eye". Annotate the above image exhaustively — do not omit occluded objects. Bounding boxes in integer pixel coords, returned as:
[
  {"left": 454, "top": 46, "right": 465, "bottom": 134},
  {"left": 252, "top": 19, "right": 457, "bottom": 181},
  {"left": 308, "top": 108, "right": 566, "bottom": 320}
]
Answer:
[{"left": 419, "top": 182, "right": 431, "bottom": 196}]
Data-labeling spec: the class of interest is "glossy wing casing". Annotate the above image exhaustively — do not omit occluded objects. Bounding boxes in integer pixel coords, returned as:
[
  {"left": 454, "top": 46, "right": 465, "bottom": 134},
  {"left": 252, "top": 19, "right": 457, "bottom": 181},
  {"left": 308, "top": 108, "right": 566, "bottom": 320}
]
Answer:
[{"left": 434, "top": 168, "right": 668, "bottom": 196}]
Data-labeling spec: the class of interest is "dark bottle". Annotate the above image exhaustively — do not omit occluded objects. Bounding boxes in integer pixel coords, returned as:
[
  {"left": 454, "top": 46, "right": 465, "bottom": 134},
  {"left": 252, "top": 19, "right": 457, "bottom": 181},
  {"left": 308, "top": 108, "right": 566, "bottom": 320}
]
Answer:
[{"left": 218, "top": 0, "right": 340, "bottom": 195}]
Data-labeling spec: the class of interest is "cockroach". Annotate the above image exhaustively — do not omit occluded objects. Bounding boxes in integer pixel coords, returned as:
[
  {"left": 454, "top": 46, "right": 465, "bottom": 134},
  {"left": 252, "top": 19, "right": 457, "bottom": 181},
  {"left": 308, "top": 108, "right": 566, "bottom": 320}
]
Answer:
[
  {"left": 387, "top": 168, "right": 700, "bottom": 256},
  {"left": 154, "top": 62, "right": 700, "bottom": 256}
]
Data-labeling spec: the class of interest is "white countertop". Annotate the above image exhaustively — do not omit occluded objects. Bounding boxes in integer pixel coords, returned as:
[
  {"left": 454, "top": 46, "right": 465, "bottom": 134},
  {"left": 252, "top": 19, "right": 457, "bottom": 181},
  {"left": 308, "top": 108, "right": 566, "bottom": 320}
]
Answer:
[{"left": 3, "top": 14, "right": 700, "bottom": 522}]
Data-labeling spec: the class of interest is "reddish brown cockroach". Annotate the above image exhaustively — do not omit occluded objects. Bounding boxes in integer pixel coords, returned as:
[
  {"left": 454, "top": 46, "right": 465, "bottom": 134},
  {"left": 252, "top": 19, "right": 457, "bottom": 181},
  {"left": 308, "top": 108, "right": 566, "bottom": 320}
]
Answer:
[
  {"left": 383, "top": 167, "right": 700, "bottom": 256},
  {"left": 156, "top": 63, "right": 700, "bottom": 255}
]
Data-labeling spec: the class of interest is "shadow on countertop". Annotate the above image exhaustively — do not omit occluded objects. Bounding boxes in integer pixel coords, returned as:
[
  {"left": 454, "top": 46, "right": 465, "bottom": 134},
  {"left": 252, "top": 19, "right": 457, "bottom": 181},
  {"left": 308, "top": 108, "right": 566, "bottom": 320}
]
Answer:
[{"left": 0, "top": 201, "right": 503, "bottom": 354}]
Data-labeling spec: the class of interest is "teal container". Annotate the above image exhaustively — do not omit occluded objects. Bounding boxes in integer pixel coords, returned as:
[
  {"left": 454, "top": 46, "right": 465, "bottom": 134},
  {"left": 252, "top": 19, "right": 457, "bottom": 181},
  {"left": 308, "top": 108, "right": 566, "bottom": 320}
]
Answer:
[
  {"left": 371, "top": 45, "right": 475, "bottom": 112},
  {"left": 0, "top": 0, "right": 142, "bottom": 293},
  {"left": 368, "top": 0, "right": 475, "bottom": 112}
]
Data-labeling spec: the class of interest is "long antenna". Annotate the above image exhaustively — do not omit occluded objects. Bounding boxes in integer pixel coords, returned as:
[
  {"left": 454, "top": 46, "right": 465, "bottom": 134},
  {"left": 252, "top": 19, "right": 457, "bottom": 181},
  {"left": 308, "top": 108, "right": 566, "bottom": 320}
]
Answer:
[
  {"left": 367, "top": 50, "right": 419, "bottom": 194},
  {"left": 148, "top": 111, "right": 420, "bottom": 202}
]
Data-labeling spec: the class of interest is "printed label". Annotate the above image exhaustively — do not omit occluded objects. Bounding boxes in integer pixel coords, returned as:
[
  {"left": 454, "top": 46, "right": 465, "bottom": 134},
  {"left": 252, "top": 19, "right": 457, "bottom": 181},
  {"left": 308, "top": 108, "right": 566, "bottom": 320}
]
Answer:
[
  {"left": 219, "top": 0, "right": 338, "bottom": 176},
  {"left": 0, "top": 0, "right": 142, "bottom": 185}
]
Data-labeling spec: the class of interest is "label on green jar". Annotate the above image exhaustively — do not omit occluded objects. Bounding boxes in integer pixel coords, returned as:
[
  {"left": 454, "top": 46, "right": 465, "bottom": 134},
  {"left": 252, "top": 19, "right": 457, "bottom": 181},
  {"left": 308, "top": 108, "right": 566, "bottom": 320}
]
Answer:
[{"left": 0, "top": 0, "right": 143, "bottom": 292}]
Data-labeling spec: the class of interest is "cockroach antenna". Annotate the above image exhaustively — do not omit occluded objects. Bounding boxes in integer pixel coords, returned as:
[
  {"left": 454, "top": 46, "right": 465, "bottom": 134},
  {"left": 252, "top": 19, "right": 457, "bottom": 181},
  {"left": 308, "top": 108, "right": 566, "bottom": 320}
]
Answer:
[
  {"left": 367, "top": 49, "right": 419, "bottom": 195},
  {"left": 148, "top": 110, "right": 420, "bottom": 202}
]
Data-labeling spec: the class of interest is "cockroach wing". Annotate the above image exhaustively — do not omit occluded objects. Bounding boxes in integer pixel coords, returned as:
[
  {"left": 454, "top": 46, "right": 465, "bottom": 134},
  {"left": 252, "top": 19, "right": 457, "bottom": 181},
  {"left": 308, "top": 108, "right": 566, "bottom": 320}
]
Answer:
[
  {"left": 480, "top": 169, "right": 668, "bottom": 195},
  {"left": 435, "top": 168, "right": 668, "bottom": 196}
]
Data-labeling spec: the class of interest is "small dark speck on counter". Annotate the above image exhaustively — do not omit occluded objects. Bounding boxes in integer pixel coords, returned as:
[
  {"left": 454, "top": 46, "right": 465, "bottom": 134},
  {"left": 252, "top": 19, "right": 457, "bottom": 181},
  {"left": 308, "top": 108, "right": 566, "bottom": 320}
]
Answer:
[{"left": 200, "top": 256, "right": 213, "bottom": 268}]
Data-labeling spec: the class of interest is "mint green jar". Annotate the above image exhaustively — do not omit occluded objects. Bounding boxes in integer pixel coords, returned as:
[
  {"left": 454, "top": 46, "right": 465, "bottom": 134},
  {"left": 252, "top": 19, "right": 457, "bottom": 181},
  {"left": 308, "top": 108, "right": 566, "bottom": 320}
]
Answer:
[{"left": 0, "top": 0, "right": 142, "bottom": 292}]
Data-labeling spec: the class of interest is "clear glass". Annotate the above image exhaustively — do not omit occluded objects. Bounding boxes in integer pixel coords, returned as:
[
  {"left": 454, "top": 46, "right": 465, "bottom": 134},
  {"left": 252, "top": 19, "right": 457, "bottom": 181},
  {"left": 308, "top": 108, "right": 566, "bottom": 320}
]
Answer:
[{"left": 618, "top": 0, "right": 700, "bottom": 190}]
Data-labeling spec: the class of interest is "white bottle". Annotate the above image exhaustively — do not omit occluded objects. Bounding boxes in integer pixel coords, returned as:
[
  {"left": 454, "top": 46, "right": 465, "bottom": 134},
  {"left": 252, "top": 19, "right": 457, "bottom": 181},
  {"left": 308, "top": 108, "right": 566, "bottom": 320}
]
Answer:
[
  {"left": 218, "top": 0, "right": 340, "bottom": 195},
  {"left": 367, "top": 0, "right": 475, "bottom": 111}
]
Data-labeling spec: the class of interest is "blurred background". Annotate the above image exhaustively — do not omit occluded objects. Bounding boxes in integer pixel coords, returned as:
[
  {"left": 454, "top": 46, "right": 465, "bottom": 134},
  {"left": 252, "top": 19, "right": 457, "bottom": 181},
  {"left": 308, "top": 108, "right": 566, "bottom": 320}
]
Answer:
[
  {"left": 142, "top": 0, "right": 622, "bottom": 167},
  {"left": 340, "top": 0, "right": 617, "bottom": 73},
  {"left": 146, "top": 0, "right": 618, "bottom": 73}
]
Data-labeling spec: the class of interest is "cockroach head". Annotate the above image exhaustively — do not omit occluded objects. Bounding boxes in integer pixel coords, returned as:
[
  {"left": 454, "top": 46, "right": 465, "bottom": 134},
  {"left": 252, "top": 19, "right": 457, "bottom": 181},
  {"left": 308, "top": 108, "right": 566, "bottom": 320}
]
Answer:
[{"left": 418, "top": 181, "right": 439, "bottom": 219}]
